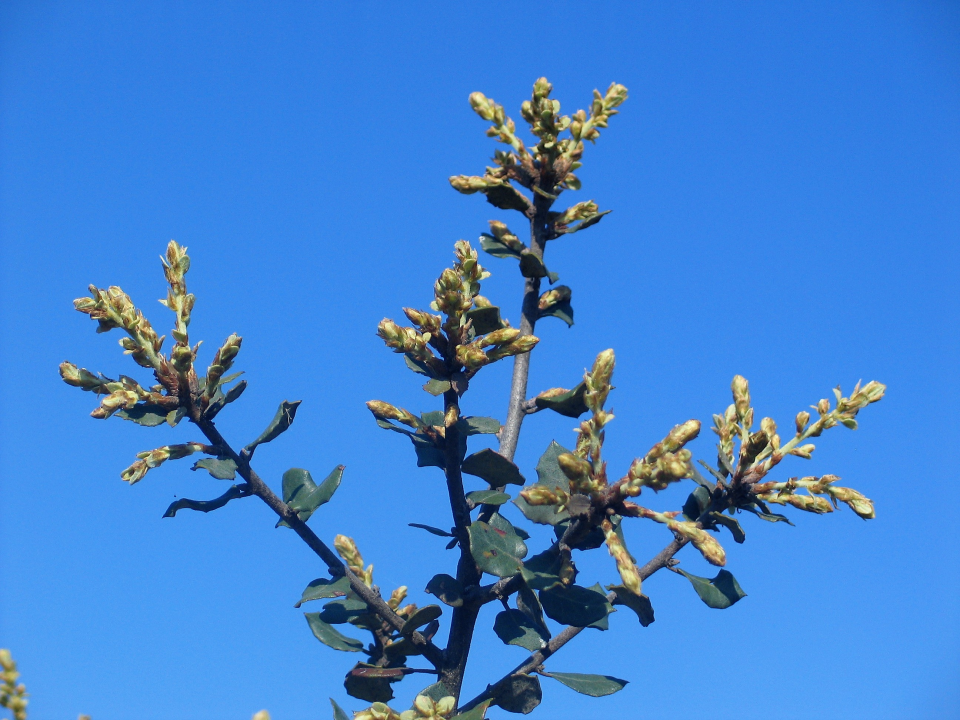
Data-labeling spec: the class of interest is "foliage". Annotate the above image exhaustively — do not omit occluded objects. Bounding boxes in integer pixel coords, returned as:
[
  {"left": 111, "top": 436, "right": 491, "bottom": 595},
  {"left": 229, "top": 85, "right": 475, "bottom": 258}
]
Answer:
[{"left": 57, "top": 78, "right": 885, "bottom": 718}]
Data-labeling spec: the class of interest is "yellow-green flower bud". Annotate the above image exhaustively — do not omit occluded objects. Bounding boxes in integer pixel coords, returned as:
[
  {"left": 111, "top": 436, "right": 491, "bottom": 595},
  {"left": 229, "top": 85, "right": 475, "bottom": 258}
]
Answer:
[
  {"left": 785, "top": 494, "right": 834, "bottom": 514},
  {"left": 795, "top": 410, "right": 811, "bottom": 435},
  {"left": 538, "top": 285, "right": 572, "bottom": 312},
  {"left": 366, "top": 400, "right": 421, "bottom": 429},
  {"left": 557, "top": 452, "right": 591, "bottom": 485},
  {"left": 476, "top": 327, "right": 520, "bottom": 348},
  {"left": 668, "top": 520, "right": 726, "bottom": 566},
  {"left": 603, "top": 519, "right": 641, "bottom": 596},
  {"left": 829, "top": 486, "right": 876, "bottom": 519},
  {"left": 120, "top": 442, "right": 206, "bottom": 484},
  {"left": 469, "top": 91, "right": 495, "bottom": 121},
  {"left": 731, "top": 375, "right": 750, "bottom": 421},
  {"left": 334, "top": 534, "right": 373, "bottom": 586},
  {"left": 790, "top": 444, "right": 816, "bottom": 459}
]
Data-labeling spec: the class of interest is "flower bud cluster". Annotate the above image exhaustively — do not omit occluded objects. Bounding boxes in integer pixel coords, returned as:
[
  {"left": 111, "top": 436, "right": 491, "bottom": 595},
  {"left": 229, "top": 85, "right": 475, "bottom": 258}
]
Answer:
[
  {"left": 353, "top": 695, "right": 456, "bottom": 720},
  {"left": 159, "top": 240, "right": 195, "bottom": 347},
  {"left": 468, "top": 91, "right": 528, "bottom": 158},
  {"left": 75, "top": 285, "right": 165, "bottom": 372},
  {"left": 59, "top": 362, "right": 168, "bottom": 419},
  {"left": 448, "top": 174, "right": 505, "bottom": 195},
  {"left": 334, "top": 534, "right": 374, "bottom": 587},
  {"left": 572, "top": 350, "right": 616, "bottom": 480},
  {"left": 455, "top": 328, "right": 537, "bottom": 371},
  {"left": 752, "top": 475, "right": 875, "bottom": 520},
  {"left": 620, "top": 420, "right": 700, "bottom": 496},
  {"left": 602, "top": 518, "right": 641, "bottom": 595},
  {"left": 204, "top": 333, "right": 242, "bottom": 398},
  {"left": 402, "top": 308, "right": 442, "bottom": 337},
  {"left": 120, "top": 442, "right": 207, "bottom": 484},
  {"left": 0, "top": 649, "right": 28, "bottom": 720},
  {"left": 637, "top": 507, "right": 727, "bottom": 566},
  {"left": 569, "top": 82, "right": 628, "bottom": 146},
  {"left": 377, "top": 319, "right": 437, "bottom": 366}
]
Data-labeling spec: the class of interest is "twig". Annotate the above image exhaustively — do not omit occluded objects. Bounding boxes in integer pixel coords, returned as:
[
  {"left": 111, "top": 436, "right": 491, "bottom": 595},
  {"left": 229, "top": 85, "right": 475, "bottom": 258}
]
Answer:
[
  {"left": 458, "top": 536, "right": 687, "bottom": 713},
  {"left": 192, "top": 414, "right": 445, "bottom": 668}
]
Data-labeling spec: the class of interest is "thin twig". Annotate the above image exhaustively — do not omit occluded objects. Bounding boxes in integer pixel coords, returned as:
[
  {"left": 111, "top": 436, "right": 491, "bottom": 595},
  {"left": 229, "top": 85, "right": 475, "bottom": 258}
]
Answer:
[
  {"left": 458, "top": 536, "right": 687, "bottom": 713},
  {"left": 192, "top": 414, "right": 445, "bottom": 668}
]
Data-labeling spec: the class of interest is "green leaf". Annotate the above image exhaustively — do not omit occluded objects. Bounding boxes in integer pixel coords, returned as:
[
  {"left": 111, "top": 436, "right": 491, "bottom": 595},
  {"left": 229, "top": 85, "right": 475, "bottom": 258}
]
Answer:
[
  {"left": 116, "top": 403, "right": 170, "bottom": 426},
  {"left": 608, "top": 585, "right": 655, "bottom": 627},
  {"left": 296, "top": 575, "right": 351, "bottom": 608},
  {"left": 516, "top": 581, "right": 550, "bottom": 639},
  {"left": 162, "top": 484, "right": 246, "bottom": 518},
  {"left": 453, "top": 700, "right": 493, "bottom": 720},
  {"left": 468, "top": 520, "right": 528, "bottom": 578},
  {"left": 520, "top": 548, "right": 565, "bottom": 590},
  {"left": 514, "top": 441, "right": 573, "bottom": 526},
  {"left": 409, "top": 523, "right": 454, "bottom": 538},
  {"left": 404, "top": 354, "right": 437, "bottom": 378},
  {"left": 539, "top": 583, "right": 613, "bottom": 629},
  {"left": 344, "top": 663, "right": 399, "bottom": 703},
  {"left": 709, "top": 511, "right": 746, "bottom": 543},
  {"left": 534, "top": 382, "right": 588, "bottom": 418},
  {"left": 682, "top": 486, "right": 711, "bottom": 522},
  {"left": 697, "top": 458, "right": 727, "bottom": 484},
  {"left": 330, "top": 698, "right": 350, "bottom": 720},
  {"left": 423, "top": 378, "right": 452, "bottom": 396},
  {"left": 410, "top": 433, "right": 446, "bottom": 469},
  {"left": 493, "top": 609, "right": 548, "bottom": 652},
  {"left": 540, "top": 299, "right": 573, "bottom": 327},
  {"left": 319, "top": 595, "right": 368, "bottom": 624},
  {"left": 191, "top": 457, "right": 238, "bottom": 480},
  {"left": 421, "top": 411, "right": 444, "bottom": 426},
  {"left": 166, "top": 407, "right": 186, "bottom": 427},
  {"left": 459, "top": 416, "right": 502, "bottom": 436},
  {"left": 465, "top": 306, "right": 505, "bottom": 335},
  {"left": 244, "top": 400, "right": 301, "bottom": 455},
  {"left": 489, "top": 511, "right": 529, "bottom": 540},
  {"left": 466, "top": 490, "right": 510, "bottom": 506},
  {"left": 479, "top": 232, "right": 524, "bottom": 259},
  {"left": 204, "top": 378, "right": 248, "bottom": 420},
  {"left": 519, "top": 251, "right": 550, "bottom": 279},
  {"left": 400, "top": 604, "right": 443, "bottom": 635},
  {"left": 425, "top": 574, "right": 464, "bottom": 607},
  {"left": 543, "top": 672, "right": 628, "bottom": 697},
  {"left": 276, "top": 466, "right": 344, "bottom": 528},
  {"left": 676, "top": 568, "right": 747, "bottom": 609},
  {"left": 462, "top": 448, "right": 525, "bottom": 486},
  {"left": 742, "top": 502, "right": 795, "bottom": 525},
  {"left": 383, "top": 638, "right": 420, "bottom": 660},
  {"left": 483, "top": 182, "right": 532, "bottom": 213},
  {"left": 553, "top": 518, "right": 606, "bottom": 551},
  {"left": 493, "top": 673, "right": 542, "bottom": 714},
  {"left": 304, "top": 612, "right": 364, "bottom": 652}
]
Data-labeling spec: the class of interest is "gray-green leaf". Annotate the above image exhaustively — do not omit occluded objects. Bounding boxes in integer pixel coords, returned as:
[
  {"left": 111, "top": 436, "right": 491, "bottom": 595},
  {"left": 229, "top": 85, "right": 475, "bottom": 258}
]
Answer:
[
  {"left": 244, "top": 399, "right": 301, "bottom": 455},
  {"left": 462, "top": 449, "right": 525, "bottom": 486},
  {"left": 493, "top": 674, "right": 542, "bottom": 714},
  {"left": 539, "top": 583, "right": 613, "bottom": 629},
  {"left": 493, "top": 609, "right": 548, "bottom": 652},
  {"left": 162, "top": 485, "right": 247, "bottom": 518},
  {"left": 276, "top": 466, "right": 344, "bottom": 528},
  {"left": 466, "top": 490, "right": 510, "bottom": 506},
  {"left": 116, "top": 403, "right": 170, "bottom": 426},
  {"left": 296, "top": 575, "right": 351, "bottom": 607},
  {"left": 330, "top": 698, "right": 350, "bottom": 720},
  {"left": 304, "top": 612, "right": 364, "bottom": 652},
  {"left": 191, "top": 457, "right": 238, "bottom": 480},
  {"left": 425, "top": 574, "right": 464, "bottom": 607},
  {"left": 468, "top": 520, "right": 527, "bottom": 578},
  {"left": 543, "top": 672, "right": 628, "bottom": 697},
  {"left": 400, "top": 604, "right": 443, "bottom": 635},
  {"left": 534, "top": 382, "right": 588, "bottom": 418},
  {"left": 608, "top": 585, "right": 655, "bottom": 627},
  {"left": 676, "top": 568, "right": 747, "bottom": 609}
]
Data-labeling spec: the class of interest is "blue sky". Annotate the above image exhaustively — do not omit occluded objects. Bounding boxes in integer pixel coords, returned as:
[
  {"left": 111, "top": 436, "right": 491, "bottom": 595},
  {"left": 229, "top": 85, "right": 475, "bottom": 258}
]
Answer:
[{"left": 1, "top": 2, "right": 958, "bottom": 719}]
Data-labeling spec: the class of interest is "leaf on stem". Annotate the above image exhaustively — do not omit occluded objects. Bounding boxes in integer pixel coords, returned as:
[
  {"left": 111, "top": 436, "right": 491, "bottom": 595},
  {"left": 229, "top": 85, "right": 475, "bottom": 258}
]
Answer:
[
  {"left": 304, "top": 612, "right": 364, "bottom": 652},
  {"left": 276, "top": 466, "right": 344, "bottom": 528},
  {"left": 243, "top": 400, "right": 301, "bottom": 455},
  {"left": 493, "top": 674, "right": 542, "bottom": 714},
  {"left": 425, "top": 574, "right": 464, "bottom": 607},
  {"left": 515, "top": 441, "right": 573, "bottom": 526},
  {"left": 539, "top": 299, "right": 573, "bottom": 327},
  {"left": 330, "top": 698, "right": 350, "bottom": 720},
  {"left": 344, "top": 663, "right": 400, "bottom": 703},
  {"left": 459, "top": 416, "right": 502, "bottom": 436},
  {"left": 465, "top": 306, "right": 506, "bottom": 335},
  {"left": 493, "top": 609, "right": 549, "bottom": 652},
  {"left": 453, "top": 700, "right": 493, "bottom": 719},
  {"left": 162, "top": 484, "right": 246, "bottom": 518},
  {"left": 423, "top": 379, "right": 452, "bottom": 396},
  {"left": 542, "top": 672, "right": 628, "bottom": 697},
  {"left": 296, "top": 576, "right": 351, "bottom": 607},
  {"left": 520, "top": 547, "right": 565, "bottom": 590},
  {"left": 462, "top": 449, "right": 525, "bottom": 486},
  {"left": 608, "top": 585, "right": 655, "bottom": 627},
  {"left": 468, "top": 520, "right": 528, "bottom": 577},
  {"left": 409, "top": 523, "right": 455, "bottom": 538},
  {"left": 533, "top": 382, "right": 588, "bottom": 418},
  {"left": 466, "top": 489, "right": 511, "bottom": 506},
  {"left": 191, "top": 457, "right": 238, "bottom": 480},
  {"left": 539, "top": 583, "right": 613, "bottom": 629},
  {"left": 675, "top": 568, "right": 747, "bottom": 609},
  {"left": 400, "top": 605, "right": 443, "bottom": 635}
]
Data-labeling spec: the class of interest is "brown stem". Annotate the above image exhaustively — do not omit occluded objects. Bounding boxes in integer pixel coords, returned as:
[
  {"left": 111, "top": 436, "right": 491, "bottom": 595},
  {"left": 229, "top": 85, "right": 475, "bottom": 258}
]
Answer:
[
  {"left": 191, "top": 414, "right": 444, "bottom": 669},
  {"left": 497, "top": 193, "right": 554, "bottom": 463},
  {"left": 458, "top": 536, "right": 687, "bottom": 713},
  {"left": 439, "top": 388, "right": 483, "bottom": 702}
]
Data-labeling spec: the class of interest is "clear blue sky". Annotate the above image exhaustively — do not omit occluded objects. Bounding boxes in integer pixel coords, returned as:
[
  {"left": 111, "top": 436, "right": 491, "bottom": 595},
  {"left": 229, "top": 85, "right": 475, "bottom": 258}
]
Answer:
[{"left": 1, "top": 2, "right": 958, "bottom": 719}]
